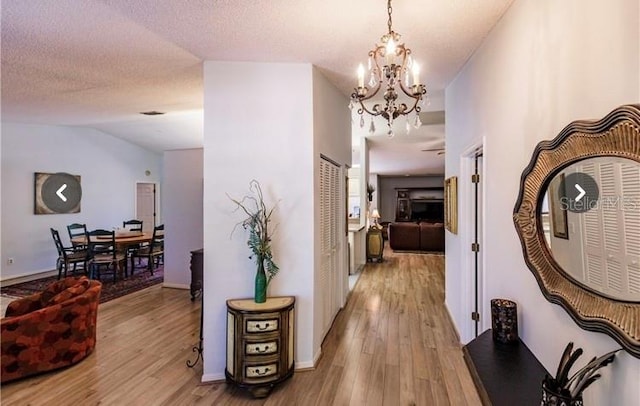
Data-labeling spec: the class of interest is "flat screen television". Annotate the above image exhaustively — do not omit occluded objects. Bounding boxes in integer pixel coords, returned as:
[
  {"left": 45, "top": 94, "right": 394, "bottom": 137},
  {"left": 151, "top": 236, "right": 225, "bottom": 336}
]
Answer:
[{"left": 411, "top": 200, "right": 444, "bottom": 222}]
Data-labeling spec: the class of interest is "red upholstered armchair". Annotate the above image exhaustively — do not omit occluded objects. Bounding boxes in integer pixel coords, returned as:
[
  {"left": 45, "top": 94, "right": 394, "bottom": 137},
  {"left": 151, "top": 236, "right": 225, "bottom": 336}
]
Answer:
[{"left": 1, "top": 277, "right": 101, "bottom": 383}]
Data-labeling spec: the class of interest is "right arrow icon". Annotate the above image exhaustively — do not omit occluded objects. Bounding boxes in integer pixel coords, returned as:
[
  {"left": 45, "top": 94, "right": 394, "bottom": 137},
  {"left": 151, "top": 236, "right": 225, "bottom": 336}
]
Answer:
[{"left": 575, "top": 184, "right": 586, "bottom": 202}]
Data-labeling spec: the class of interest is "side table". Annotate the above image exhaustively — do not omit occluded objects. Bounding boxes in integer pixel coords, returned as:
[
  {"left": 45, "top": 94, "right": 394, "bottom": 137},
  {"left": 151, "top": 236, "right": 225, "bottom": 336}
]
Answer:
[
  {"left": 190, "top": 249, "right": 203, "bottom": 300},
  {"left": 226, "top": 296, "right": 295, "bottom": 398}
]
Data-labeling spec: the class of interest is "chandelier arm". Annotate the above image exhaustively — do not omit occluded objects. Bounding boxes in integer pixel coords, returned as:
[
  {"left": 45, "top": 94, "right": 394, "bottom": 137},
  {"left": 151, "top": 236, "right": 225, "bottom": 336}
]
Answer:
[
  {"left": 351, "top": 80, "right": 382, "bottom": 103},
  {"left": 356, "top": 100, "right": 384, "bottom": 117}
]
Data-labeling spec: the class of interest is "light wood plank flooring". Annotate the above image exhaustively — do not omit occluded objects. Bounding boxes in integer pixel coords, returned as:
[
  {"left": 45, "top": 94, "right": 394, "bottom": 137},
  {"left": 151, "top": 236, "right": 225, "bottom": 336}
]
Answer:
[{"left": 1, "top": 250, "right": 481, "bottom": 405}]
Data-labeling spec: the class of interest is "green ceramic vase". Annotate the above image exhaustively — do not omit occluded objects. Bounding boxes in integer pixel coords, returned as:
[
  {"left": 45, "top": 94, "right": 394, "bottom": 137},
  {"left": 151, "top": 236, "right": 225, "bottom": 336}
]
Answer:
[{"left": 254, "top": 260, "right": 267, "bottom": 303}]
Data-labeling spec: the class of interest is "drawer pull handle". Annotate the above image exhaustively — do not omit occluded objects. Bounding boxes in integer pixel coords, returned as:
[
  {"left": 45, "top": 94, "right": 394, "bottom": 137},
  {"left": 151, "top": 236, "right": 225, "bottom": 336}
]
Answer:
[
  {"left": 255, "top": 346, "right": 269, "bottom": 353},
  {"left": 254, "top": 367, "right": 270, "bottom": 376},
  {"left": 255, "top": 323, "right": 270, "bottom": 330}
]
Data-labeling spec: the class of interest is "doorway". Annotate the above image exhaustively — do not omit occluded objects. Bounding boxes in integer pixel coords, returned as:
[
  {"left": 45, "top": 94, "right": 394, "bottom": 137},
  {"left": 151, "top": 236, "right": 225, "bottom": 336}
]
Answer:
[
  {"left": 460, "top": 142, "right": 485, "bottom": 341},
  {"left": 136, "top": 182, "right": 158, "bottom": 233}
]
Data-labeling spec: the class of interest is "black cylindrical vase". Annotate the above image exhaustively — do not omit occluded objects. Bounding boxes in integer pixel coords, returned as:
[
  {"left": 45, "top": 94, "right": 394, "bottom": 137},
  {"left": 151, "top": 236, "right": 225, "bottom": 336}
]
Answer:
[{"left": 491, "top": 299, "right": 518, "bottom": 344}]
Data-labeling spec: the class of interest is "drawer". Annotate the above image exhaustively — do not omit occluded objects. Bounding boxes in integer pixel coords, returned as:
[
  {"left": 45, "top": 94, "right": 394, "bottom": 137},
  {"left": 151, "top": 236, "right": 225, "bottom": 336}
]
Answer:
[
  {"left": 245, "top": 362, "right": 278, "bottom": 380},
  {"left": 245, "top": 340, "right": 278, "bottom": 356},
  {"left": 246, "top": 318, "right": 279, "bottom": 333}
]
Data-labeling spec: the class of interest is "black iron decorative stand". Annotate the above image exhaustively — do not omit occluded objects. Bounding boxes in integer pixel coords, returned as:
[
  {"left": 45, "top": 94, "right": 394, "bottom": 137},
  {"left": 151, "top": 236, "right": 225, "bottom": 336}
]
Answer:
[{"left": 186, "top": 293, "right": 203, "bottom": 368}]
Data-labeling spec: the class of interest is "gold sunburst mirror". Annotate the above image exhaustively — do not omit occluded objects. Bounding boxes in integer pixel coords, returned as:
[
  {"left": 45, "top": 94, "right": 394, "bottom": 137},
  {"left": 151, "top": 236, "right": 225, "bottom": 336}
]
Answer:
[{"left": 513, "top": 104, "right": 640, "bottom": 358}]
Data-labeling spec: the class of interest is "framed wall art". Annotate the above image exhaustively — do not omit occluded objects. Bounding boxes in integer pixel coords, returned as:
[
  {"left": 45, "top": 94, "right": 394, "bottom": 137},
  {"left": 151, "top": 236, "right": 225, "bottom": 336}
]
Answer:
[
  {"left": 444, "top": 176, "right": 458, "bottom": 234},
  {"left": 34, "top": 172, "right": 82, "bottom": 214},
  {"left": 549, "top": 173, "right": 568, "bottom": 239}
]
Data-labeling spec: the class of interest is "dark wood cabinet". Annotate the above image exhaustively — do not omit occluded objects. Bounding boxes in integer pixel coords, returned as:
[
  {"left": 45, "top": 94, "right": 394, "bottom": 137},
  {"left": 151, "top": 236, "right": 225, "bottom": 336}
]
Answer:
[
  {"left": 395, "top": 188, "right": 445, "bottom": 222},
  {"left": 226, "top": 297, "right": 295, "bottom": 398},
  {"left": 190, "top": 249, "right": 203, "bottom": 301},
  {"left": 396, "top": 189, "right": 411, "bottom": 221}
]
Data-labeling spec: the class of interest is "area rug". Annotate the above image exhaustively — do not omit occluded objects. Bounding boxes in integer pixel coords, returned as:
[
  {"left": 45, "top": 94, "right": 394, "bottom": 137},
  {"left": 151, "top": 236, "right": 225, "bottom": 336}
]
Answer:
[{"left": 1, "top": 266, "right": 164, "bottom": 304}]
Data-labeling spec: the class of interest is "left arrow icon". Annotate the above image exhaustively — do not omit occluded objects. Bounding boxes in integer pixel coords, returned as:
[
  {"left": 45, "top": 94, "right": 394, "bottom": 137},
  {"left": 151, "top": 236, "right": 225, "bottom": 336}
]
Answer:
[{"left": 56, "top": 184, "right": 68, "bottom": 202}]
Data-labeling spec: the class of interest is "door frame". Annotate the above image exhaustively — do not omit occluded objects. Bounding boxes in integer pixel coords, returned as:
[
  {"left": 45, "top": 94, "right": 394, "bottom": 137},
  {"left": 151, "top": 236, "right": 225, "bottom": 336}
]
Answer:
[
  {"left": 459, "top": 138, "right": 486, "bottom": 342},
  {"left": 134, "top": 181, "right": 160, "bottom": 229}
]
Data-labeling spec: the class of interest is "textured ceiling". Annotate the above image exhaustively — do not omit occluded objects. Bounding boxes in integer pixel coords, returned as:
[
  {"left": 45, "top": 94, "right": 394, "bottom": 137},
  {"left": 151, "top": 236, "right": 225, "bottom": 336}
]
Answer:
[{"left": 1, "top": 0, "right": 513, "bottom": 173}]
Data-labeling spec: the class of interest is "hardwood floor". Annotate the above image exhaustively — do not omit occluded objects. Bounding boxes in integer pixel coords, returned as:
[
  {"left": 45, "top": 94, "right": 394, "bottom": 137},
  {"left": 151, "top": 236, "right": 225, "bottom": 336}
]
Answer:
[{"left": 1, "top": 249, "right": 481, "bottom": 405}]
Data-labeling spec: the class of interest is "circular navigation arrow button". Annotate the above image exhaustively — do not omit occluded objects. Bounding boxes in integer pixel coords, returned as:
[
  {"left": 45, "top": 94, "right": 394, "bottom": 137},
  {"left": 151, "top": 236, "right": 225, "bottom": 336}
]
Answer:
[
  {"left": 558, "top": 172, "right": 599, "bottom": 213},
  {"left": 41, "top": 173, "right": 82, "bottom": 213}
]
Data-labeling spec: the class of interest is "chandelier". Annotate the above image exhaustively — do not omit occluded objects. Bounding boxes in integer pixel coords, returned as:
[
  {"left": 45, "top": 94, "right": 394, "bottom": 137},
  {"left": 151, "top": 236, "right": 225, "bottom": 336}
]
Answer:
[{"left": 350, "top": 0, "right": 427, "bottom": 137}]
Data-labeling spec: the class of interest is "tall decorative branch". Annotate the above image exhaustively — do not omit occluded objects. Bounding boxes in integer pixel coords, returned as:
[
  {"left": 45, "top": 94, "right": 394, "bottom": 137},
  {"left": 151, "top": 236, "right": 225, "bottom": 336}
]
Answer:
[{"left": 228, "top": 180, "right": 280, "bottom": 283}]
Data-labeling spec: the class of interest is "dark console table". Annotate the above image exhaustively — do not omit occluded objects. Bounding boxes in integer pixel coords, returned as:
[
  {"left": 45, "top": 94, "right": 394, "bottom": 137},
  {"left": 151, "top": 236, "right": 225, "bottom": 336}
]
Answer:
[
  {"left": 186, "top": 249, "right": 204, "bottom": 367},
  {"left": 190, "top": 248, "right": 203, "bottom": 301},
  {"left": 463, "top": 329, "right": 549, "bottom": 406}
]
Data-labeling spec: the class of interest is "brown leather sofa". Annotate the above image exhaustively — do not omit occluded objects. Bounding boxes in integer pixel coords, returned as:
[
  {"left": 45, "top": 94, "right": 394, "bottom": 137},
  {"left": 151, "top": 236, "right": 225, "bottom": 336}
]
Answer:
[
  {"left": 1, "top": 276, "right": 101, "bottom": 383},
  {"left": 388, "top": 222, "right": 445, "bottom": 252}
]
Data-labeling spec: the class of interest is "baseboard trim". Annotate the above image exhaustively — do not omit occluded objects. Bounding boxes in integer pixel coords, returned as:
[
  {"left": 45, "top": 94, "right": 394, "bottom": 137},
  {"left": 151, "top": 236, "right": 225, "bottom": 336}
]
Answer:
[
  {"left": 0, "top": 269, "right": 57, "bottom": 287},
  {"left": 201, "top": 373, "right": 226, "bottom": 383},
  {"left": 444, "top": 301, "right": 462, "bottom": 346},
  {"left": 296, "top": 347, "right": 323, "bottom": 371},
  {"left": 162, "top": 283, "right": 189, "bottom": 290}
]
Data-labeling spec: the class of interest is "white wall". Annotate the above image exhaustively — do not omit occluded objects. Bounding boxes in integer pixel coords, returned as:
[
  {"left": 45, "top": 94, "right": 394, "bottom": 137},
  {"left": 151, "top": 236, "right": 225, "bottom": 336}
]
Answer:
[
  {"left": 202, "top": 61, "right": 350, "bottom": 381},
  {"left": 312, "top": 66, "right": 352, "bottom": 352},
  {"left": 445, "top": 0, "right": 640, "bottom": 404},
  {"left": 162, "top": 148, "right": 203, "bottom": 288},
  {"left": 1, "top": 123, "right": 162, "bottom": 280}
]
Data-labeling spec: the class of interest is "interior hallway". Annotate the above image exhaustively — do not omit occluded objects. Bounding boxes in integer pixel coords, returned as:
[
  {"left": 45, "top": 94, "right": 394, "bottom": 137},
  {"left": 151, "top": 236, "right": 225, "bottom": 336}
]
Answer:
[{"left": 1, "top": 248, "right": 481, "bottom": 405}]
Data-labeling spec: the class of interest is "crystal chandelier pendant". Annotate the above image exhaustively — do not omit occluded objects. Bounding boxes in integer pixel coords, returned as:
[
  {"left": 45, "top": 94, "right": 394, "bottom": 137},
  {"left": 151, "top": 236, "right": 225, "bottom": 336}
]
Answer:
[
  {"left": 369, "top": 118, "right": 376, "bottom": 134},
  {"left": 387, "top": 129, "right": 394, "bottom": 138},
  {"left": 414, "top": 113, "right": 422, "bottom": 129},
  {"left": 405, "top": 117, "right": 411, "bottom": 134},
  {"left": 360, "top": 115, "right": 365, "bottom": 128}
]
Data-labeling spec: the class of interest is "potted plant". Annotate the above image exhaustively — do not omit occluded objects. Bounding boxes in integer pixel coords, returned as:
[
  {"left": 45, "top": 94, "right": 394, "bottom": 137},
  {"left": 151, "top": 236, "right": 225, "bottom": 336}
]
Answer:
[
  {"left": 542, "top": 342, "right": 620, "bottom": 406},
  {"left": 229, "top": 180, "right": 279, "bottom": 303}
]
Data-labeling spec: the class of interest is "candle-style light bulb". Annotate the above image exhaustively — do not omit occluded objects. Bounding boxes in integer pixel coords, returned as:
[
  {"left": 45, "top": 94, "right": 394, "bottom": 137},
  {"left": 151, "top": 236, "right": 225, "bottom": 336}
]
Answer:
[
  {"left": 357, "top": 63, "right": 365, "bottom": 88},
  {"left": 386, "top": 38, "right": 396, "bottom": 64},
  {"left": 412, "top": 62, "right": 420, "bottom": 86}
]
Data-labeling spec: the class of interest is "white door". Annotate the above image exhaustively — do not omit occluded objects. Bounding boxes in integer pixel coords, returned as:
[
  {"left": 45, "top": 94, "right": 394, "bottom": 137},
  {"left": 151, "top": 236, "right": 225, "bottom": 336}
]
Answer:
[
  {"left": 474, "top": 154, "right": 484, "bottom": 337},
  {"left": 136, "top": 182, "right": 156, "bottom": 233},
  {"left": 320, "top": 157, "right": 342, "bottom": 339}
]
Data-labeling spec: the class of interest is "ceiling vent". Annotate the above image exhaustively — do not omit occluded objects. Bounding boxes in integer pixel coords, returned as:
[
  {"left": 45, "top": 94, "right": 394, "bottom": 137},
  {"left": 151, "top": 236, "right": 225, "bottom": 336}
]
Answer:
[{"left": 140, "top": 111, "right": 165, "bottom": 116}]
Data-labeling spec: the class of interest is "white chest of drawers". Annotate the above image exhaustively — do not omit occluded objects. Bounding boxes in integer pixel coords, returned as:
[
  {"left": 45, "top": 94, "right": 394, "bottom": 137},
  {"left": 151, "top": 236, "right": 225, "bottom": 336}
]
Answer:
[{"left": 225, "top": 296, "right": 295, "bottom": 398}]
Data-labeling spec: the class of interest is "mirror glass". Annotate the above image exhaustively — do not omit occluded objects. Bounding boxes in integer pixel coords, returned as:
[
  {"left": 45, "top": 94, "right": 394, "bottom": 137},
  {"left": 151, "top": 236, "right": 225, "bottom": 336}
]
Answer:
[{"left": 541, "top": 157, "right": 640, "bottom": 302}]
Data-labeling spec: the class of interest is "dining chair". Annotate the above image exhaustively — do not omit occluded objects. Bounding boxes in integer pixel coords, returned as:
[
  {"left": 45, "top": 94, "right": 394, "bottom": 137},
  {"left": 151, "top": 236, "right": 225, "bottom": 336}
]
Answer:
[
  {"left": 130, "top": 224, "right": 164, "bottom": 275},
  {"left": 122, "top": 219, "right": 145, "bottom": 264},
  {"left": 67, "top": 223, "right": 88, "bottom": 251},
  {"left": 51, "top": 228, "right": 88, "bottom": 279},
  {"left": 122, "top": 219, "right": 143, "bottom": 232},
  {"left": 87, "top": 229, "right": 126, "bottom": 282}
]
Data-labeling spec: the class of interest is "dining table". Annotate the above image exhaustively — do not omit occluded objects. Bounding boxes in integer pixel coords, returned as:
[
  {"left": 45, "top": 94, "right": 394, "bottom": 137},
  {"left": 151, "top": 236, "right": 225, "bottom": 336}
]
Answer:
[
  {"left": 72, "top": 231, "right": 154, "bottom": 249},
  {"left": 72, "top": 231, "right": 157, "bottom": 277}
]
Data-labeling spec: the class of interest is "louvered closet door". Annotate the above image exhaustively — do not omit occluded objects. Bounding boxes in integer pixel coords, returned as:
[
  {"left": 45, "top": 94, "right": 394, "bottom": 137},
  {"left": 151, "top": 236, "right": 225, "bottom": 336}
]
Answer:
[
  {"left": 580, "top": 160, "right": 640, "bottom": 301},
  {"left": 320, "top": 157, "right": 341, "bottom": 339},
  {"left": 621, "top": 162, "right": 640, "bottom": 297},
  {"left": 581, "top": 162, "right": 606, "bottom": 290},
  {"left": 600, "top": 162, "right": 625, "bottom": 295}
]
